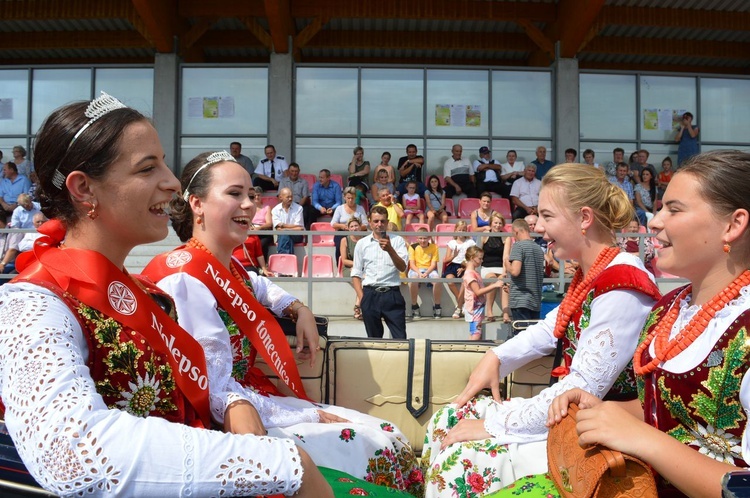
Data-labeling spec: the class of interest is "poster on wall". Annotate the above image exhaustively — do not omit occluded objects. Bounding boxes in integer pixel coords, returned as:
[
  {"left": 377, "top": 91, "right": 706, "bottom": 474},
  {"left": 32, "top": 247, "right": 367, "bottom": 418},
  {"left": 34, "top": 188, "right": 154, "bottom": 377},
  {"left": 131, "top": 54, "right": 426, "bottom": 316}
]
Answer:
[
  {"left": 643, "top": 108, "right": 687, "bottom": 131},
  {"left": 187, "top": 96, "right": 236, "bottom": 119},
  {"left": 435, "top": 104, "right": 481, "bottom": 127},
  {"left": 0, "top": 98, "right": 12, "bottom": 120}
]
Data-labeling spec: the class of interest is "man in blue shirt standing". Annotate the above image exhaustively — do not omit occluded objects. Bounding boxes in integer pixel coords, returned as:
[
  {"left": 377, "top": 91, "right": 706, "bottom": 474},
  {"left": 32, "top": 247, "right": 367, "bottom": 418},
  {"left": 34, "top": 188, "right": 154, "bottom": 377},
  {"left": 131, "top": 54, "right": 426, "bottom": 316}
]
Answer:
[
  {"left": 312, "top": 169, "right": 342, "bottom": 220},
  {"left": 0, "top": 163, "right": 31, "bottom": 219}
]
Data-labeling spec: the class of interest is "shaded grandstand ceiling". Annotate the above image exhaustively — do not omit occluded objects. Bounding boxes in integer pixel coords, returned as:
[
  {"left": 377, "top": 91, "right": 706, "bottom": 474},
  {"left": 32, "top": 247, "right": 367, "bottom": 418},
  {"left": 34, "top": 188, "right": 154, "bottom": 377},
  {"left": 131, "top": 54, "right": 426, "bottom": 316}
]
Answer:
[{"left": 1, "top": 0, "right": 748, "bottom": 74}]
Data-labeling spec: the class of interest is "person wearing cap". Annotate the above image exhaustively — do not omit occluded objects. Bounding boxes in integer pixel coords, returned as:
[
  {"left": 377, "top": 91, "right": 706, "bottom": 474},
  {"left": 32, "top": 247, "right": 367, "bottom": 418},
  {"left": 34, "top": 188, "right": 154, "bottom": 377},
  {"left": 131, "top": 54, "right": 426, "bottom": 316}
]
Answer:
[
  {"left": 530, "top": 145, "right": 555, "bottom": 180},
  {"left": 443, "top": 144, "right": 477, "bottom": 199},
  {"left": 473, "top": 146, "right": 504, "bottom": 197}
]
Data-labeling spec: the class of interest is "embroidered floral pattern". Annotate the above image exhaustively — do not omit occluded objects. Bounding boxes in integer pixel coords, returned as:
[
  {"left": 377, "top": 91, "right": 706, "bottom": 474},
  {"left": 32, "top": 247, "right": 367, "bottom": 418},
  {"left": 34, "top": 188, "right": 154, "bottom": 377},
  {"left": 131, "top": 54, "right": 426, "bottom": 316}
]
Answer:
[
  {"left": 365, "top": 445, "right": 424, "bottom": 496},
  {"left": 380, "top": 422, "right": 395, "bottom": 432},
  {"left": 340, "top": 428, "right": 357, "bottom": 442}
]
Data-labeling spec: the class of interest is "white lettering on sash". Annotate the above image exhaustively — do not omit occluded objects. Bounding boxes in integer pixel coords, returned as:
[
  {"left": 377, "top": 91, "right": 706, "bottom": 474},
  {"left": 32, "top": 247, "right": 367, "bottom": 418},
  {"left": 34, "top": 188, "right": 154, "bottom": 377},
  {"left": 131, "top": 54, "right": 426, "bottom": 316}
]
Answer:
[{"left": 152, "top": 312, "right": 209, "bottom": 391}]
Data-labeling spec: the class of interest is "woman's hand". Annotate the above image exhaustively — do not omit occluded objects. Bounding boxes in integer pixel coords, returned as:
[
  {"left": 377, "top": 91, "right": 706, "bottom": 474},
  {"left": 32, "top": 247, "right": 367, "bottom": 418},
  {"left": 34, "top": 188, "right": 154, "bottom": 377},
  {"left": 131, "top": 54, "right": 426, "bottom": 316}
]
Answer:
[
  {"left": 575, "top": 401, "right": 651, "bottom": 457},
  {"left": 295, "top": 306, "right": 320, "bottom": 366},
  {"left": 439, "top": 419, "right": 491, "bottom": 450},
  {"left": 317, "top": 410, "right": 349, "bottom": 424},
  {"left": 224, "top": 400, "right": 267, "bottom": 436},
  {"left": 546, "top": 388, "right": 601, "bottom": 427},
  {"left": 454, "top": 350, "right": 502, "bottom": 407}
]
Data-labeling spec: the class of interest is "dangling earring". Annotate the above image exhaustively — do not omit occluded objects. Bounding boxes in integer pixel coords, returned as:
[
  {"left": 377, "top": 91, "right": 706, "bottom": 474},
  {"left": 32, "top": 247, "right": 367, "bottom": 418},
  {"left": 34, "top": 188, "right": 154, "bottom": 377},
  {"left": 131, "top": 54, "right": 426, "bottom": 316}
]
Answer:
[
  {"left": 724, "top": 242, "right": 731, "bottom": 254},
  {"left": 196, "top": 215, "right": 203, "bottom": 225},
  {"left": 86, "top": 202, "right": 98, "bottom": 220}
]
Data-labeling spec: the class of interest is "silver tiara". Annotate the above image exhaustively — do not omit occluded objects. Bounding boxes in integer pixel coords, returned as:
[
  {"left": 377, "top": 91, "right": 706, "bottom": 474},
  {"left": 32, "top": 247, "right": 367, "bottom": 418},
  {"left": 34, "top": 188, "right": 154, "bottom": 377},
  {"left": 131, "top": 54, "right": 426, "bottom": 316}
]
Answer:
[
  {"left": 53, "top": 92, "right": 129, "bottom": 190},
  {"left": 182, "top": 151, "right": 237, "bottom": 201}
]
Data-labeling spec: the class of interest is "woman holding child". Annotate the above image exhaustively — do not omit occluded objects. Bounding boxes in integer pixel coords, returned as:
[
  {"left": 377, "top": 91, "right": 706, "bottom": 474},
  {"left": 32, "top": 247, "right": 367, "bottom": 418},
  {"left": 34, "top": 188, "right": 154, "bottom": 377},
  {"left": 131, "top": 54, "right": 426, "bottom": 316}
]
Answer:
[
  {"left": 143, "top": 151, "right": 423, "bottom": 495},
  {"left": 422, "top": 164, "right": 661, "bottom": 497}
]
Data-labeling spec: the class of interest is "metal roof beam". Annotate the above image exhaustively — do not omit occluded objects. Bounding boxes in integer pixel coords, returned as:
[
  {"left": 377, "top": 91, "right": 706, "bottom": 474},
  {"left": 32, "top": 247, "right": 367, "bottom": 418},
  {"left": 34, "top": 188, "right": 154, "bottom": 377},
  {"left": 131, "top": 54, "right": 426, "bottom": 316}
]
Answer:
[
  {"left": 600, "top": 6, "right": 750, "bottom": 31},
  {"left": 308, "top": 31, "right": 534, "bottom": 52},
  {"left": 180, "top": 0, "right": 265, "bottom": 17},
  {"left": 585, "top": 36, "right": 749, "bottom": 60},
  {"left": 0, "top": 31, "right": 150, "bottom": 50},
  {"left": 0, "top": 0, "right": 134, "bottom": 19}
]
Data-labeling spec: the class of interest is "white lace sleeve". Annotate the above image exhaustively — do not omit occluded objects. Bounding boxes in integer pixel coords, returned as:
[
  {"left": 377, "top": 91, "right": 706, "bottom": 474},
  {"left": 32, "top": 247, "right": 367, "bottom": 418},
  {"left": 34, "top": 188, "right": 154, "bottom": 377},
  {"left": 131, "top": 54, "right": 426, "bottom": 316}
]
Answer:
[
  {"left": 156, "top": 273, "right": 318, "bottom": 427},
  {"left": 0, "top": 284, "right": 304, "bottom": 497},
  {"left": 246, "top": 272, "right": 297, "bottom": 316},
  {"left": 484, "top": 288, "right": 655, "bottom": 444}
]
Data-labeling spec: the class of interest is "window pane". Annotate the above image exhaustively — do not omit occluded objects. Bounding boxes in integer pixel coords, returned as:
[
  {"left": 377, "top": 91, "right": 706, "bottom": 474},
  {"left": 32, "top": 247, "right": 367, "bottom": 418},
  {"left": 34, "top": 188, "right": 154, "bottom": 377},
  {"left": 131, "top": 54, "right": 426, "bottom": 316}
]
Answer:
[
  {"left": 180, "top": 136, "right": 268, "bottom": 174},
  {"left": 95, "top": 68, "right": 154, "bottom": 118},
  {"left": 427, "top": 69, "right": 489, "bottom": 137},
  {"left": 32, "top": 68, "right": 91, "bottom": 132},
  {"left": 181, "top": 67, "right": 268, "bottom": 135},
  {"left": 296, "top": 68, "right": 357, "bottom": 135},
  {"left": 296, "top": 137, "right": 358, "bottom": 175},
  {"left": 0, "top": 69, "right": 30, "bottom": 136},
  {"left": 493, "top": 71, "right": 552, "bottom": 138},
  {"left": 639, "top": 75, "right": 696, "bottom": 142},
  {"left": 700, "top": 78, "right": 750, "bottom": 144},
  {"left": 361, "top": 69, "right": 423, "bottom": 135},
  {"left": 580, "top": 74, "right": 636, "bottom": 140}
]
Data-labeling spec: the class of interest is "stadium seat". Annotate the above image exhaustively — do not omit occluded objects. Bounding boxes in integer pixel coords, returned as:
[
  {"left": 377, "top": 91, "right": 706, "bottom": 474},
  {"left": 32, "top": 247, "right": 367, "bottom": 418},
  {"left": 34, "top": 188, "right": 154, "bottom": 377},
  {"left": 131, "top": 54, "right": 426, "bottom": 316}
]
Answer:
[
  {"left": 435, "top": 223, "right": 456, "bottom": 248},
  {"left": 404, "top": 223, "right": 430, "bottom": 243},
  {"left": 490, "top": 198, "right": 512, "bottom": 220},
  {"left": 302, "top": 254, "right": 335, "bottom": 278},
  {"left": 444, "top": 198, "right": 456, "bottom": 218},
  {"left": 300, "top": 174, "right": 316, "bottom": 192},
  {"left": 330, "top": 174, "right": 344, "bottom": 190},
  {"left": 458, "top": 198, "right": 480, "bottom": 218},
  {"left": 267, "top": 254, "right": 298, "bottom": 277},
  {"left": 311, "top": 222, "right": 335, "bottom": 246},
  {"left": 261, "top": 196, "right": 279, "bottom": 209}
]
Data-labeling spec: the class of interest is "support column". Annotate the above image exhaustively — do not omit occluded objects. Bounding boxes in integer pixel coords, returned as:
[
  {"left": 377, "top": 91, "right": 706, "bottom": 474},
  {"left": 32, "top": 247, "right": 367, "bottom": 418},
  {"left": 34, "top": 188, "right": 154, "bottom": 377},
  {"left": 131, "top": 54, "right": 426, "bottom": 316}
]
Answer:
[
  {"left": 268, "top": 52, "right": 294, "bottom": 160},
  {"left": 553, "top": 57, "right": 580, "bottom": 164},
  {"left": 153, "top": 53, "right": 180, "bottom": 172}
]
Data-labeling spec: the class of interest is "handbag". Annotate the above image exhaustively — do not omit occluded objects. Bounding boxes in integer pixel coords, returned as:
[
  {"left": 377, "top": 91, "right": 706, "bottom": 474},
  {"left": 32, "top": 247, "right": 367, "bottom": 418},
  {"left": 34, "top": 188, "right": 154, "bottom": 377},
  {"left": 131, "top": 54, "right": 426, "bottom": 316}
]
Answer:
[{"left": 547, "top": 403, "right": 658, "bottom": 498}]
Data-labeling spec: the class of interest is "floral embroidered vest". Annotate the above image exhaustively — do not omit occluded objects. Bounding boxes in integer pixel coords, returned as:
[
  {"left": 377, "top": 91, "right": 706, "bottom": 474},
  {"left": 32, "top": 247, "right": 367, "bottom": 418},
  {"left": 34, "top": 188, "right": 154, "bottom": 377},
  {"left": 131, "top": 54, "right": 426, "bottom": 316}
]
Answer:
[
  {"left": 561, "top": 264, "right": 661, "bottom": 401},
  {"left": 638, "top": 288, "right": 750, "bottom": 494},
  {"left": 28, "top": 277, "right": 200, "bottom": 425}
]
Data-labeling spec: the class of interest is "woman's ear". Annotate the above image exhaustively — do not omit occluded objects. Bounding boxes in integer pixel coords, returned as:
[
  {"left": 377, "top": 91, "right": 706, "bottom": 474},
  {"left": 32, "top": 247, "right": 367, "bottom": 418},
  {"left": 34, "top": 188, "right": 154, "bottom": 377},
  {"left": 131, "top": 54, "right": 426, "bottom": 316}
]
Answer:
[
  {"left": 65, "top": 171, "right": 94, "bottom": 203},
  {"left": 188, "top": 194, "right": 203, "bottom": 218},
  {"left": 726, "top": 208, "right": 749, "bottom": 245},
  {"left": 579, "top": 206, "right": 595, "bottom": 231}
]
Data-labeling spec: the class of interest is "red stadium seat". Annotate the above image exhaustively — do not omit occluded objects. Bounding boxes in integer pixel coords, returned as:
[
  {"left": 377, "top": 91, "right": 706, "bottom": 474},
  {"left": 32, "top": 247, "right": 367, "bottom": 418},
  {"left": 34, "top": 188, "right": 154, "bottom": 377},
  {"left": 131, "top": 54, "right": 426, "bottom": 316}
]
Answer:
[
  {"left": 267, "top": 254, "right": 298, "bottom": 277},
  {"left": 302, "top": 254, "right": 335, "bottom": 277},
  {"left": 310, "top": 222, "right": 335, "bottom": 246}
]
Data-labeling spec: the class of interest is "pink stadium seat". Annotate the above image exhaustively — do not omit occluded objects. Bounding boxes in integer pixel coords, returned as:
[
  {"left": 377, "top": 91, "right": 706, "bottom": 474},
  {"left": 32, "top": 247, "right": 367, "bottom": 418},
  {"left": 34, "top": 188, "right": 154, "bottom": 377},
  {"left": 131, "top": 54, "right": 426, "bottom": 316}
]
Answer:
[
  {"left": 302, "top": 254, "right": 335, "bottom": 278},
  {"left": 458, "top": 198, "right": 480, "bottom": 218},
  {"left": 311, "top": 222, "right": 335, "bottom": 246},
  {"left": 337, "top": 256, "right": 344, "bottom": 277},
  {"left": 300, "top": 174, "right": 316, "bottom": 192},
  {"left": 267, "top": 254, "right": 298, "bottom": 277},
  {"left": 435, "top": 223, "right": 456, "bottom": 248},
  {"left": 261, "top": 196, "right": 279, "bottom": 209},
  {"left": 330, "top": 174, "right": 344, "bottom": 189},
  {"left": 490, "top": 198, "right": 512, "bottom": 220},
  {"left": 444, "top": 198, "right": 456, "bottom": 218},
  {"left": 404, "top": 222, "right": 430, "bottom": 243}
]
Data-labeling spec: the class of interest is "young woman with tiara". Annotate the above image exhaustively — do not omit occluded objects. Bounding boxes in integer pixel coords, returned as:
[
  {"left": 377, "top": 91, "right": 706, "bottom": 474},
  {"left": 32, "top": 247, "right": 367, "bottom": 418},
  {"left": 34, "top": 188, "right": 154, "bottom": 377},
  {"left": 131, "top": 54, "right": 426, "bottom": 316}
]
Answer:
[
  {"left": 421, "top": 164, "right": 661, "bottom": 497},
  {"left": 0, "top": 94, "right": 333, "bottom": 496},
  {"left": 142, "top": 151, "right": 424, "bottom": 496}
]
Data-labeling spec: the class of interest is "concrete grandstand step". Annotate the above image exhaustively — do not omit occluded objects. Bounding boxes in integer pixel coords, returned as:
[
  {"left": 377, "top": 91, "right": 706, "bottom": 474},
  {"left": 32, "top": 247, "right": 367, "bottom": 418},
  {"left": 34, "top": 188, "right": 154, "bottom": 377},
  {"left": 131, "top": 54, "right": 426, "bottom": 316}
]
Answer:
[{"left": 325, "top": 316, "right": 511, "bottom": 341}]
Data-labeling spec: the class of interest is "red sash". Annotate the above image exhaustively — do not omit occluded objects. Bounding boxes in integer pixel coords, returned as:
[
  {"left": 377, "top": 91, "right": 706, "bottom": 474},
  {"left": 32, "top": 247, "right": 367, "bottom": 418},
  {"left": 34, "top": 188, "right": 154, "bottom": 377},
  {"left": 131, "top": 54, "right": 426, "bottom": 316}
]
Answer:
[
  {"left": 12, "top": 221, "right": 211, "bottom": 428},
  {"left": 142, "top": 247, "right": 310, "bottom": 401}
]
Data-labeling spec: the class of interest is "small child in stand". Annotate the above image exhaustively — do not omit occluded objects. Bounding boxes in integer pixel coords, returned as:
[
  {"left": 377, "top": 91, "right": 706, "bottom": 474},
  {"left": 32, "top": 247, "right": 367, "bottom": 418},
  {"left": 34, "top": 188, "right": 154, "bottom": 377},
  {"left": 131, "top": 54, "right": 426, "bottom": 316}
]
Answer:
[
  {"left": 402, "top": 181, "right": 425, "bottom": 225},
  {"left": 462, "top": 246, "right": 504, "bottom": 341},
  {"left": 657, "top": 156, "right": 674, "bottom": 199},
  {"left": 408, "top": 228, "right": 442, "bottom": 319},
  {"left": 354, "top": 183, "right": 369, "bottom": 206},
  {"left": 442, "top": 220, "right": 476, "bottom": 319},
  {"left": 371, "top": 168, "right": 397, "bottom": 204}
]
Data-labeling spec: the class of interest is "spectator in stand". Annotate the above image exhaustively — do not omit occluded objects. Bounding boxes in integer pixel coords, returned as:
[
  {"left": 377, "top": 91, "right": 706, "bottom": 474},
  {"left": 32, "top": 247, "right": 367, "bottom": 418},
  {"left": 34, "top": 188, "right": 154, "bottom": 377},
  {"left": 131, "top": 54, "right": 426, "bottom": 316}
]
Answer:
[
  {"left": 232, "top": 233, "right": 272, "bottom": 276},
  {"left": 312, "top": 169, "right": 342, "bottom": 221},
  {"left": 510, "top": 164, "right": 542, "bottom": 220},
  {"left": 675, "top": 111, "right": 700, "bottom": 166},
  {"left": 503, "top": 218, "right": 545, "bottom": 324},
  {"left": 531, "top": 145, "right": 555, "bottom": 180},
  {"left": 632, "top": 149, "right": 654, "bottom": 185},
  {"left": 373, "top": 151, "right": 396, "bottom": 185},
  {"left": 657, "top": 156, "right": 674, "bottom": 195},
  {"left": 371, "top": 168, "right": 397, "bottom": 204},
  {"left": 408, "top": 228, "right": 442, "bottom": 320},
  {"left": 351, "top": 206, "right": 409, "bottom": 339},
  {"left": 18, "top": 212, "right": 47, "bottom": 253},
  {"left": 253, "top": 144, "right": 288, "bottom": 191},
  {"left": 271, "top": 187, "right": 304, "bottom": 254},
  {"left": 0, "top": 162, "right": 31, "bottom": 219},
  {"left": 480, "top": 212, "right": 510, "bottom": 323},
  {"left": 10, "top": 193, "right": 41, "bottom": 228},
  {"left": 250, "top": 186, "right": 274, "bottom": 260},
  {"left": 470, "top": 191, "right": 495, "bottom": 233},
  {"left": 524, "top": 214, "right": 547, "bottom": 251},
  {"left": 424, "top": 175, "right": 449, "bottom": 230},
  {"left": 474, "top": 146, "right": 504, "bottom": 197},
  {"left": 443, "top": 144, "right": 476, "bottom": 199},
  {"left": 634, "top": 165, "right": 658, "bottom": 226},
  {"left": 609, "top": 162, "right": 634, "bottom": 202},
  {"left": 11, "top": 145, "right": 33, "bottom": 177},
  {"left": 397, "top": 144, "right": 426, "bottom": 197},
  {"left": 604, "top": 147, "right": 625, "bottom": 177},
  {"left": 28, "top": 170, "right": 40, "bottom": 201},
  {"left": 564, "top": 148, "right": 577, "bottom": 162},
  {"left": 402, "top": 181, "right": 425, "bottom": 225},
  {"left": 278, "top": 162, "right": 313, "bottom": 228},
  {"left": 331, "top": 186, "right": 368, "bottom": 262},
  {"left": 443, "top": 220, "right": 476, "bottom": 320},
  {"left": 0, "top": 216, "right": 22, "bottom": 274},
  {"left": 347, "top": 146, "right": 370, "bottom": 189},
  {"left": 229, "top": 141, "right": 254, "bottom": 177},
  {"left": 374, "top": 187, "right": 405, "bottom": 231},
  {"left": 340, "top": 217, "right": 365, "bottom": 319},
  {"left": 617, "top": 218, "right": 654, "bottom": 275},
  {"left": 500, "top": 150, "right": 525, "bottom": 199},
  {"left": 582, "top": 149, "right": 599, "bottom": 169}
]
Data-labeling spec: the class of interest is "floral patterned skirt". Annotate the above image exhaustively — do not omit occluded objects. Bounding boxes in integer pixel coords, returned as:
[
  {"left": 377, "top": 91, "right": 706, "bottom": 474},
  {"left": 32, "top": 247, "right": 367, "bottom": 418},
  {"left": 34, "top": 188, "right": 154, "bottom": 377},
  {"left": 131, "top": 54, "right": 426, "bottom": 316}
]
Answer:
[
  {"left": 421, "top": 396, "right": 548, "bottom": 497},
  {"left": 267, "top": 395, "right": 424, "bottom": 496}
]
